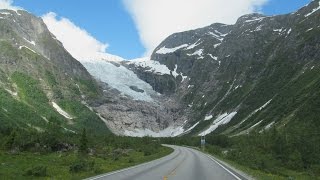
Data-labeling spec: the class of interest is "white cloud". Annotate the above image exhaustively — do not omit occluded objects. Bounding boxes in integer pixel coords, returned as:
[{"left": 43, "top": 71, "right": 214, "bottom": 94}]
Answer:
[
  {"left": 0, "top": 0, "right": 21, "bottom": 10},
  {"left": 42, "top": 12, "right": 123, "bottom": 62},
  {"left": 123, "top": 0, "right": 268, "bottom": 55}
]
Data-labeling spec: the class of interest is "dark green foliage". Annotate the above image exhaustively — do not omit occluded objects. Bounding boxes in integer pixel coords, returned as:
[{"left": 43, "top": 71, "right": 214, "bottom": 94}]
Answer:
[
  {"left": 45, "top": 70, "right": 58, "bottom": 87},
  {"left": 24, "top": 165, "right": 47, "bottom": 177},
  {"left": 3, "top": 130, "right": 16, "bottom": 150},
  {"left": 79, "top": 128, "right": 88, "bottom": 154},
  {"left": 161, "top": 125, "right": 320, "bottom": 178},
  {"left": 69, "top": 159, "right": 95, "bottom": 173},
  {"left": 206, "top": 135, "right": 231, "bottom": 148}
]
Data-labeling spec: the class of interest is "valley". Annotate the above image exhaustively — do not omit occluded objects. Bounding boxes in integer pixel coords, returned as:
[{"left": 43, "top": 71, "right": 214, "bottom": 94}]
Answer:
[{"left": 0, "top": 0, "right": 319, "bottom": 179}]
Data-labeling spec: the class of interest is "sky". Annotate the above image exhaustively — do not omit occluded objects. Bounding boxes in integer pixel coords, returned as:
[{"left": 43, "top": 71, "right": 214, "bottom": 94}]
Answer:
[{"left": 0, "top": 0, "right": 312, "bottom": 60}]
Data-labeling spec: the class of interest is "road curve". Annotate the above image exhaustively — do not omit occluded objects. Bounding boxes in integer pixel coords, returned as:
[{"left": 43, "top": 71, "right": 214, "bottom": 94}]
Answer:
[{"left": 86, "top": 145, "right": 249, "bottom": 180}]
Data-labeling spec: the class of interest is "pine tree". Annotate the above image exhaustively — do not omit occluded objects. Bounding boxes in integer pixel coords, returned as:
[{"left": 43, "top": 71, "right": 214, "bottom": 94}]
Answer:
[
  {"left": 79, "top": 128, "right": 88, "bottom": 154},
  {"left": 4, "top": 130, "right": 16, "bottom": 150}
]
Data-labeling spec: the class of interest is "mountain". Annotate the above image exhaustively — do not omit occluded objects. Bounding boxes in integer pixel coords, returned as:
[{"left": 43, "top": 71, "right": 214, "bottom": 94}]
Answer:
[
  {"left": 0, "top": 9, "right": 110, "bottom": 135},
  {"left": 1, "top": 1, "right": 319, "bottom": 138},
  {"left": 98, "top": 0, "right": 320, "bottom": 136}
]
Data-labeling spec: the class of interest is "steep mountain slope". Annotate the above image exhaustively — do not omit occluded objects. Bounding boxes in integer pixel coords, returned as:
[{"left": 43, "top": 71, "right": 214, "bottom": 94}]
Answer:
[
  {"left": 0, "top": 9, "right": 110, "bottom": 135},
  {"left": 125, "top": 0, "right": 320, "bottom": 136}
]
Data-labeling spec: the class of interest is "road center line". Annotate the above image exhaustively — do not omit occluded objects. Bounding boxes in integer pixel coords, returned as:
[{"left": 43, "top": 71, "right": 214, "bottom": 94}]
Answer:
[{"left": 163, "top": 149, "right": 187, "bottom": 180}]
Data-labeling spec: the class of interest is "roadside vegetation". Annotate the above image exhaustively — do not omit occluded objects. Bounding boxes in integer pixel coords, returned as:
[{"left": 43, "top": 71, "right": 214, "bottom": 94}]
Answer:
[
  {"left": 161, "top": 127, "right": 320, "bottom": 180},
  {"left": 0, "top": 128, "right": 172, "bottom": 179}
]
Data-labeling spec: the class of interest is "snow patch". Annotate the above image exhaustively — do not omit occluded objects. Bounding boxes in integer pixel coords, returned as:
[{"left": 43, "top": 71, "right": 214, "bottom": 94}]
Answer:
[
  {"left": 234, "top": 85, "right": 241, "bottom": 90},
  {"left": 128, "top": 57, "right": 172, "bottom": 76},
  {"left": 204, "top": 115, "right": 213, "bottom": 121},
  {"left": 156, "top": 44, "right": 188, "bottom": 54},
  {"left": 5, "top": 88, "right": 17, "bottom": 96},
  {"left": 239, "top": 99, "right": 272, "bottom": 125},
  {"left": 184, "top": 122, "right": 200, "bottom": 132},
  {"left": 208, "top": 32, "right": 224, "bottom": 41},
  {"left": 249, "top": 120, "right": 263, "bottom": 129},
  {"left": 128, "top": 57, "right": 186, "bottom": 80},
  {"left": 208, "top": 54, "right": 218, "bottom": 60},
  {"left": 0, "top": 12, "right": 11, "bottom": 15},
  {"left": 245, "top": 17, "right": 265, "bottom": 23},
  {"left": 306, "top": 28, "right": 313, "bottom": 32},
  {"left": 186, "top": 39, "right": 201, "bottom": 50},
  {"left": 23, "top": 37, "right": 36, "bottom": 46},
  {"left": 19, "top": 45, "right": 37, "bottom": 54},
  {"left": 124, "top": 126, "right": 184, "bottom": 137},
  {"left": 255, "top": 25, "right": 263, "bottom": 31},
  {"left": 305, "top": 1, "right": 320, "bottom": 17},
  {"left": 62, "top": 127, "right": 76, "bottom": 134},
  {"left": 264, "top": 121, "right": 275, "bottom": 130},
  {"left": 187, "top": 49, "right": 204, "bottom": 59},
  {"left": 52, "top": 102, "right": 73, "bottom": 119},
  {"left": 273, "top": 28, "right": 284, "bottom": 33},
  {"left": 199, "top": 112, "right": 237, "bottom": 136},
  {"left": 213, "top": 43, "right": 221, "bottom": 48}
]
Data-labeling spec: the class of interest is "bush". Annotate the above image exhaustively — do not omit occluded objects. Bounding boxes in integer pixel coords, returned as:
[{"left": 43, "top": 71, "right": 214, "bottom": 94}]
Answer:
[
  {"left": 69, "top": 159, "right": 95, "bottom": 173},
  {"left": 128, "top": 157, "right": 135, "bottom": 163},
  {"left": 24, "top": 165, "right": 47, "bottom": 177}
]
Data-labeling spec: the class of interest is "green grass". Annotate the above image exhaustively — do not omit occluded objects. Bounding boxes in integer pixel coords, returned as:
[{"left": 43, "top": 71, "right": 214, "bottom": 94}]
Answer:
[{"left": 0, "top": 146, "right": 173, "bottom": 179}]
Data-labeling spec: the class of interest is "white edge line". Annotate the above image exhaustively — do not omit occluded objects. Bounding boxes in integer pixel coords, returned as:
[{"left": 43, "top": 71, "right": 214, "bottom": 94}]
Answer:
[
  {"left": 204, "top": 153, "right": 242, "bottom": 180},
  {"left": 86, "top": 145, "right": 177, "bottom": 180},
  {"left": 185, "top": 145, "right": 242, "bottom": 180}
]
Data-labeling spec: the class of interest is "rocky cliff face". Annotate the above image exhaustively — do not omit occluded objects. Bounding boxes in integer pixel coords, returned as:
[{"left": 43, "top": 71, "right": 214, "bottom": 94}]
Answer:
[{"left": 120, "top": 0, "right": 320, "bottom": 136}]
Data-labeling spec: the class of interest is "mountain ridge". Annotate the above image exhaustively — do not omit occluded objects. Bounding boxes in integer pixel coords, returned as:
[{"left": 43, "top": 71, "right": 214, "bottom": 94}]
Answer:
[
  {"left": 109, "top": 0, "right": 320, "bottom": 136},
  {"left": 1, "top": 0, "right": 319, "bottom": 138}
]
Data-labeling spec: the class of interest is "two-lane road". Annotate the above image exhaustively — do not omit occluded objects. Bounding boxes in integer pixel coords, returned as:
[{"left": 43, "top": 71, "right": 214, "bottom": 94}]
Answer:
[{"left": 87, "top": 145, "right": 249, "bottom": 180}]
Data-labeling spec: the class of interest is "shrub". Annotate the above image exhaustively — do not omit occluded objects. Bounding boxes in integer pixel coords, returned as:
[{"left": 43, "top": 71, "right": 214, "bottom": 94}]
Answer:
[
  {"left": 128, "top": 157, "right": 135, "bottom": 163},
  {"left": 24, "top": 165, "right": 47, "bottom": 177},
  {"left": 69, "top": 159, "right": 94, "bottom": 173}
]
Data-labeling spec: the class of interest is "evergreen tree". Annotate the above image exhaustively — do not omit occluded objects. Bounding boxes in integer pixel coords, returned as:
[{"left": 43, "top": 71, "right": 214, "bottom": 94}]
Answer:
[
  {"left": 79, "top": 128, "right": 88, "bottom": 154},
  {"left": 4, "top": 130, "right": 16, "bottom": 150}
]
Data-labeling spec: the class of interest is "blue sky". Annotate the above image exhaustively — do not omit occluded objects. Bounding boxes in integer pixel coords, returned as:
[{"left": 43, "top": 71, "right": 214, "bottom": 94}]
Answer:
[{"left": 11, "top": 0, "right": 312, "bottom": 59}]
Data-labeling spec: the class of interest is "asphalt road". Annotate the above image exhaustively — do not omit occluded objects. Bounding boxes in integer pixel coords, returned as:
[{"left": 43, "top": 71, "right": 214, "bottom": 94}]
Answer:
[{"left": 86, "top": 145, "right": 248, "bottom": 180}]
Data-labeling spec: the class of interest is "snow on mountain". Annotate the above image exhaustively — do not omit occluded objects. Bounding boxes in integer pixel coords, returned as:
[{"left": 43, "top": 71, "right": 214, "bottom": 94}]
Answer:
[
  {"left": 187, "top": 49, "right": 204, "bottom": 59},
  {"left": 127, "top": 57, "right": 187, "bottom": 79},
  {"left": 127, "top": 57, "right": 172, "bottom": 76},
  {"left": 155, "top": 44, "right": 188, "bottom": 54},
  {"left": 51, "top": 102, "right": 73, "bottom": 120},
  {"left": 305, "top": 1, "right": 320, "bottom": 17},
  {"left": 184, "top": 122, "right": 200, "bottom": 133},
  {"left": 124, "top": 126, "right": 184, "bottom": 137},
  {"left": 81, "top": 59, "right": 159, "bottom": 102},
  {"left": 199, "top": 112, "right": 237, "bottom": 136},
  {"left": 204, "top": 115, "right": 213, "bottom": 121},
  {"left": 186, "top": 39, "right": 201, "bottom": 50}
]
